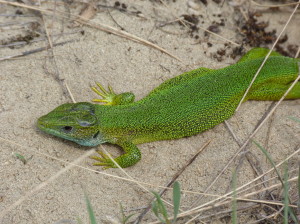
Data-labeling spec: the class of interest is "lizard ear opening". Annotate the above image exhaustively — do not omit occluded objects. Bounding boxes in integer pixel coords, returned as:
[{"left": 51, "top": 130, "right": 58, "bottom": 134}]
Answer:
[{"left": 93, "top": 131, "right": 100, "bottom": 139}]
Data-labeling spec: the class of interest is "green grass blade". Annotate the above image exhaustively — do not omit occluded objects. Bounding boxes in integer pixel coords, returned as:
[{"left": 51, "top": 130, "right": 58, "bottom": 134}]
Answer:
[
  {"left": 13, "top": 152, "right": 27, "bottom": 164},
  {"left": 152, "top": 191, "right": 168, "bottom": 223},
  {"left": 84, "top": 192, "right": 97, "bottom": 224},
  {"left": 151, "top": 204, "right": 166, "bottom": 223},
  {"left": 283, "top": 163, "right": 289, "bottom": 224},
  {"left": 123, "top": 214, "right": 135, "bottom": 223},
  {"left": 289, "top": 116, "right": 300, "bottom": 123},
  {"left": 120, "top": 203, "right": 125, "bottom": 221},
  {"left": 286, "top": 172, "right": 299, "bottom": 224},
  {"left": 119, "top": 203, "right": 135, "bottom": 224},
  {"left": 152, "top": 200, "right": 159, "bottom": 217},
  {"left": 77, "top": 217, "right": 83, "bottom": 224},
  {"left": 231, "top": 169, "right": 237, "bottom": 224},
  {"left": 172, "top": 181, "right": 181, "bottom": 223},
  {"left": 253, "top": 141, "right": 282, "bottom": 184},
  {"left": 254, "top": 141, "right": 298, "bottom": 224},
  {"left": 298, "top": 165, "right": 300, "bottom": 209}
]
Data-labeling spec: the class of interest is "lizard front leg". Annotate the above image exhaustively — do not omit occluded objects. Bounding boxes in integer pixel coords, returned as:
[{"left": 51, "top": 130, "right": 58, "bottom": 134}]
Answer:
[
  {"left": 90, "top": 141, "right": 141, "bottom": 168},
  {"left": 91, "top": 82, "right": 135, "bottom": 105}
]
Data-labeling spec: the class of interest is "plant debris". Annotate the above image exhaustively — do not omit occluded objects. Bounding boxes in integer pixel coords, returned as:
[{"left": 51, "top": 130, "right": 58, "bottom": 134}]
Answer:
[
  {"left": 180, "top": 14, "right": 199, "bottom": 36},
  {"left": 237, "top": 11, "right": 299, "bottom": 57},
  {"left": 239, "top": 12, "right": 278, "bottom": 46},
  {"left": 0, "top": 31, "right": 40, "bottom": 48}
]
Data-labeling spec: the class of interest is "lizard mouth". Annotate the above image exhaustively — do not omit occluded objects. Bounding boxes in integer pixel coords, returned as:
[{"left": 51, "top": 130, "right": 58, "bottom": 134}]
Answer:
[
  {"left": 37, "top": 116, "right": 68, "bottom": 137},
  {"left": 37, "top": 115, "right": 53, "bottom": 131},
  {"left": 37, "top": 116, "right": 47, "bottom": 131},
  {"left": 37, "top": 115, "right": 106, "bottom": 147},
  {"left": 37, "top": 118, "right": 77, "bottom": 145}
]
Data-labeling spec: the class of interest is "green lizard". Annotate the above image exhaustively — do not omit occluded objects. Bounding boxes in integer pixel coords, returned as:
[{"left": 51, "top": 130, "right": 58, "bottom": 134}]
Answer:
[{"left": 37, "top": 48, "right": 300, "bottom": 168}]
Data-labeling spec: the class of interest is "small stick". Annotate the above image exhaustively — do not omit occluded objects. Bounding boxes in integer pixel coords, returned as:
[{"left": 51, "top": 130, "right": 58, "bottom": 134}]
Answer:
[
  {"left": 133, "top": 140, "right": 211, "bottom": 224},
  {"left": 0, "top": 39, "right": 76, "bottom": 61},
  {"left": 235, "top": 1, "right": 300, "bottom": 112}
]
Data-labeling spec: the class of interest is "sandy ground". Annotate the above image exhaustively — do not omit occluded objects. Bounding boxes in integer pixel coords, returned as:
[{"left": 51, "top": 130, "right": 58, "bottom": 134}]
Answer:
[{"left": 0, "top": 0, "right": 299, "bottom": 223}]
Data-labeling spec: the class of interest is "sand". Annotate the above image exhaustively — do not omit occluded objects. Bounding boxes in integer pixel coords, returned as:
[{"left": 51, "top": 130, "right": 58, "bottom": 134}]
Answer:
[{"left": 0, "top": 1, "right": 299, "bottom": 223}]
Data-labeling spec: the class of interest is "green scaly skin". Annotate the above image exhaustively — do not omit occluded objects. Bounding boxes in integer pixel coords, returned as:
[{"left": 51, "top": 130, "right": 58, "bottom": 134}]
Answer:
[{"left": 37, "top": 48, "right": 300, "bottom": 168}]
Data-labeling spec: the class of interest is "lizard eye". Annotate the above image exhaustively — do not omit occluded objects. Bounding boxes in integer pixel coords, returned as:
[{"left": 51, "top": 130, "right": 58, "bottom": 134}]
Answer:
[{"left": 61, "top": 126, "right": 73, "bottom": 133}]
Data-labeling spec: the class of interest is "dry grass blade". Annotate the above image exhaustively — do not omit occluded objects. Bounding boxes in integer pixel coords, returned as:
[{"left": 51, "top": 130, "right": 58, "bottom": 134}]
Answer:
[
  {"left": 148, "top": 175, "right": 299, "bottom": 224},
  {"left": 231, "top": 169, "right": 238, "bottom": 224},
  {"left": 180, "top": 177, "right": 299, "bottom": 224},
  {"left": 65, "top": 81, "right": 76, "bottom": 103},
  {"left": 235, "top": 1, "right": 300, "bottom": 112},
  {"left": 99, "top": 146, "right": 174, "bottom": 208},
  {"left": 0, "top": 134, "right": 224, "bottom": 222},
  {"left": 133, "top": 140, "right": 211, "bottom": 224},
  {"left": 223, "top": 168, "right": 298, "bottom": 204},
  {"left": 173, "top": 147, "right": 300, "bottom": 223},
  {"left": 1, "top": 1, "right": 299, "bottom": 223},
  {"left": 1, "top": 137, "right": 298, "bottom": 222},
  {"left": 37, "top": 0, "right": 74, "bottom": 98},
  {"left": 238, "top": 177, "right": 298, "bottom": 205},
  {"left": 0, "top": 142, "right": 96, "bottom": 219},
  {"left": 0, "top": 39, "right": 76, "bottom": 61},
  {"left": 251, "top": 0, "right": 300, "bottom": 7},
  {"left": 191, "top": 95, "right": 278, "bottom": 209},
  {"left": 0, "top": 0, "right": 182, "bottom": 62},
  {"left": 202, "top": 204, "right": 260, "bottom": 223},
  {"left": 188, "top": 61, "right": 300, "bottom": 217},
  {"left": 224, "top": 120, "right": 268, "bottom": 196},
  {"left": 159, "top": 0, "right": 241, "bottom": 47},
  {"left": 0, "top": 137, "right": 184, "bottom": 220}
]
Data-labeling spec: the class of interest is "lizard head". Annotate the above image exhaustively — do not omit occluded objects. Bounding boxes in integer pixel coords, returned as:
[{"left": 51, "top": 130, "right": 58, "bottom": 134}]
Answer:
[{"left": 37, "top": 102, "right": 106, "bottom": 147}]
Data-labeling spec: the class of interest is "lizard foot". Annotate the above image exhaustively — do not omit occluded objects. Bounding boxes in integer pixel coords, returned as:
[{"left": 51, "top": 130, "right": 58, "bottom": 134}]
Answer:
[
  {"left": 91, "top": 82, "right": 116, "bottom": 105},
  {"left": 91, "top": 82, "right": 135, "bottom": 105},
  {"left": 90, "top": 150, "right": 117, "bottom": 169}
]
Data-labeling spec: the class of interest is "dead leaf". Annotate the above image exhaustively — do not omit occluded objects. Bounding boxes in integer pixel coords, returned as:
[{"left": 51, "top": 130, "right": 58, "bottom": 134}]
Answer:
[{"left": 72, "top": 1, "right": 97, "bottom": 27}]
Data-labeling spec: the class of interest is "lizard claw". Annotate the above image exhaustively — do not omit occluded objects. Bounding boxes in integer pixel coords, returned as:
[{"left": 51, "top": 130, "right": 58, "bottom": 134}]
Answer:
[
  {"left": 91, "top": 82, "right": 116, "bottom": 105},
  {"left": 90, "top": 150, "right": 116, "bottom": 169}
]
